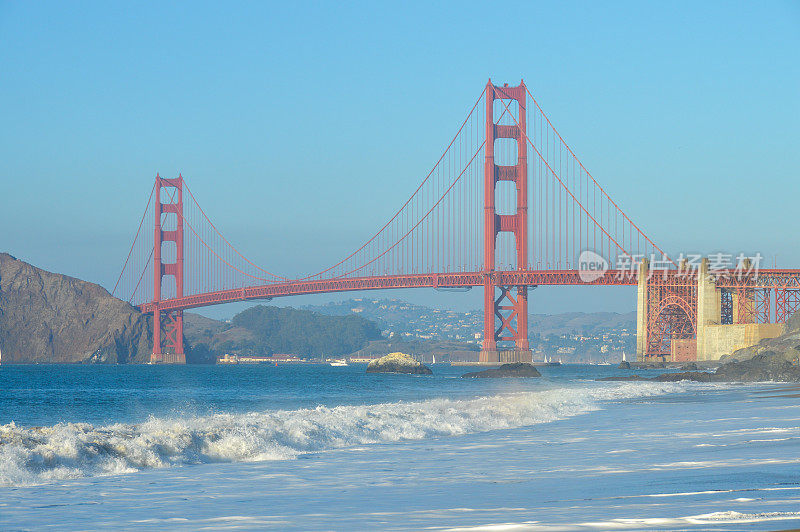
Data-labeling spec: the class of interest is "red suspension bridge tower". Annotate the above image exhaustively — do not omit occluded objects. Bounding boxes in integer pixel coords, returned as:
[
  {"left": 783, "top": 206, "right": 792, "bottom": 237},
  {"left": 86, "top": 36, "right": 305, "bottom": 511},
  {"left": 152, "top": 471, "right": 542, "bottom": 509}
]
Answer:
[
  {"left": 481, "top": 81, "right": 532, "bottom": 363},
  {"left": 152, "top": 174, "right": 185, "bottom": 364}
]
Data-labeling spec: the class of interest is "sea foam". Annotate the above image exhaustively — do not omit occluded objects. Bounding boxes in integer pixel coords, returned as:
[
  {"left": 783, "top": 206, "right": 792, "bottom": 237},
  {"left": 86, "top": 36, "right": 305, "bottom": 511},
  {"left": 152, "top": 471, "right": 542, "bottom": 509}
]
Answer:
[{"left": 0, "top": 381, "right": 685, "bottom": 486}]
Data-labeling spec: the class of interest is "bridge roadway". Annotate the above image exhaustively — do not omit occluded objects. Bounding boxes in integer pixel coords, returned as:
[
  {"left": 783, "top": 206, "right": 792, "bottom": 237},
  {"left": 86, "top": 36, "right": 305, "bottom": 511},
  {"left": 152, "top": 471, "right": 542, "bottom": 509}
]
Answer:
[
  {"left": 140, "top": 269, "right": 637, "bottom": 312},
  {"left": 139, "top": 268, "right": 800, "bottom": 313}
]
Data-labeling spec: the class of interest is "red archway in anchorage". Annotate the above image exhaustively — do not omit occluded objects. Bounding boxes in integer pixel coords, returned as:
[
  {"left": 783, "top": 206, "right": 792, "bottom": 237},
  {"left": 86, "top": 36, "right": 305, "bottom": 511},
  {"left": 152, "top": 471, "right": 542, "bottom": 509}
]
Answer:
[{"left": 646, "top": 295, "right": 696, "bottom": 358}]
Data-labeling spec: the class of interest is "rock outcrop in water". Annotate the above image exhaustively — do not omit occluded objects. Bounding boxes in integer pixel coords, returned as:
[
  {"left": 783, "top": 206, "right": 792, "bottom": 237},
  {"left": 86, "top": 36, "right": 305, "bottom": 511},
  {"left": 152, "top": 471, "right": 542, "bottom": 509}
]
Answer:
[
  {"left": 0, "top": 253, "right": 153, "bottom": 363},
  {"left": 366, "top": 352, "right": 432, "bottom": 375},
  {"left": 461, "top": 362, "right": 542, "bottom": 378},
  {"left": 701, "top": 353, "right": 800, "bottom": 382}
]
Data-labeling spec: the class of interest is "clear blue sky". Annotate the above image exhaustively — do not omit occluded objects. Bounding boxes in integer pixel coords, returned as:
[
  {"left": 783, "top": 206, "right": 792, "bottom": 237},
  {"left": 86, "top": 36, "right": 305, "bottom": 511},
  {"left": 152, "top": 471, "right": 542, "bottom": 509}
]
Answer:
[{"left": 1, "top": 1, "right": 798, "bottom": 318}]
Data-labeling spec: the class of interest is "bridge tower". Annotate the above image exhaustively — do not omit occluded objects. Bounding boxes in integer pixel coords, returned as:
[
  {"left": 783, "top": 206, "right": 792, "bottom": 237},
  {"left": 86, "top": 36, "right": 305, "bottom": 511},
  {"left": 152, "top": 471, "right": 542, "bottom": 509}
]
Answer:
[
  {"left": 151, "top": 174, "right": 186, "bottom": 364},
  {"left": 480, "top": 80, "right": 533, "bottom": 364}
]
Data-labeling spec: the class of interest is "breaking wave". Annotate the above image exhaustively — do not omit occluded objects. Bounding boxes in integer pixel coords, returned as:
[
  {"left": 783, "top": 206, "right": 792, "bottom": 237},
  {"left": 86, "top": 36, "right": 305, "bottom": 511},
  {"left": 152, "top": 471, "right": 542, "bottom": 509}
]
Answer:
[{"left": 0, "top": 381, "right": 686, "bottom": 486}]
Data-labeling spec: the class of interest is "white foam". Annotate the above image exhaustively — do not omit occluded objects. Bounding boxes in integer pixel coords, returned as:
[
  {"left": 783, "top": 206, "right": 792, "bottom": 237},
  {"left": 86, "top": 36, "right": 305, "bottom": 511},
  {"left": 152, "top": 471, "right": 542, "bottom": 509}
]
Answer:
[
  {"left": 573, "top": 511, "right": 800, "bottom": 529},
  {"left": 687, "top": 510, "right": 800, "bottom": 522},
  {"left": 0, "top": 381, "right": 686, "bottom": 487}
]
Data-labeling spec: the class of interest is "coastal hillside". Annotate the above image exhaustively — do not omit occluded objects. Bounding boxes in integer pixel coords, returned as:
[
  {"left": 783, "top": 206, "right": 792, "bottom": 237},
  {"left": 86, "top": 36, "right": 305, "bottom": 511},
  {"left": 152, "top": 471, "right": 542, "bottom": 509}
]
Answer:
[
  {"left": 302, "top": 298, "right": 635, "bottom": 339},
  {"left": 0, "top": 253, "right": 153, "bottom": 363},
  {"left": 300, "top": 298, "right": 635, "bottom": 362},
  {"left": 185, "top": 305, "right": 382, "bottom": 357}
]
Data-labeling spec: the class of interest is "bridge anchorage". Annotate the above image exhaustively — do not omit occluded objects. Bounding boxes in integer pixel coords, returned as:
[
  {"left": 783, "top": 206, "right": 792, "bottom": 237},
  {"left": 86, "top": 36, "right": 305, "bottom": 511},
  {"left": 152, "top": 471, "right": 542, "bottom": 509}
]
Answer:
[
  {"left": 113, "top": 79, "right": 800, "bottom": 364},
  {"left": 637, "top": 259, "right": 800, "bottom": 362}
]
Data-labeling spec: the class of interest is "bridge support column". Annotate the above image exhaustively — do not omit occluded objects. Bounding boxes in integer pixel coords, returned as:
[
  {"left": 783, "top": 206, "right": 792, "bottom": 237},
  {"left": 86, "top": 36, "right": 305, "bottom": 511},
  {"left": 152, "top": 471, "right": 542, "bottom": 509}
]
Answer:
[
  {"left": 696, "top": 258, "right": 721, "bottom": 361},
  {"left": 479, "top": 80, "right": 532, "bottom": 364},
  {"left": 635, "top": 259, "right": 649, "bottom": 362},
  {"left": 734, "top": 258, "right": 755, "bottom": 324},
  {"left": 151, "top": 173, "right": 186, "bottom": 364}
]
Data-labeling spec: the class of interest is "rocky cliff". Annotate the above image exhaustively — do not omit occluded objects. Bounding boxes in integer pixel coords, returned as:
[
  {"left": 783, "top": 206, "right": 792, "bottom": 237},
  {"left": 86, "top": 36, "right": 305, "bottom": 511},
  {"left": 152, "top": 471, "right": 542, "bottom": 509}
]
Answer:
[{"left": 0, "top": 253, "right": 153, "bottom": 363}]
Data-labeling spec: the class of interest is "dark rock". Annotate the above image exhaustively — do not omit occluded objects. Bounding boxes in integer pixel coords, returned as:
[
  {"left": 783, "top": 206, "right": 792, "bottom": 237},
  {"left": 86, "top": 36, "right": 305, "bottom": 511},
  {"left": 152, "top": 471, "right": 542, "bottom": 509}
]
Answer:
[
  {"left": 713, "top": 353, "right": 800, "bottom": 382},
  {"left": 598, "top": 353, "right": 800, "bottom": 383},
  {"left": 597, "top": 374, "right": 647, "bottom": 381},
  {"left": 598, "top": 371, "right": 716, "bottom": 382},
  {"left": 0, "top": 253, "right": 153, "bottom": 363},
  {"left": 653, "top": 371, "right": 717, "bottom": 382},
  {"left": 366, "top": 352, "right": 432, "bottom": 375},
  {"left": 786, "top": 312, "right": 800, "bottom": 333},
  {"left": 617, "top": 361, "right": 631, "bottom": 369},
  {"left": 461, "top": 362, "right": 542, "bottom": 378},
  {"left": 680, "top": 362, "right": 699, "bottom": 371}
]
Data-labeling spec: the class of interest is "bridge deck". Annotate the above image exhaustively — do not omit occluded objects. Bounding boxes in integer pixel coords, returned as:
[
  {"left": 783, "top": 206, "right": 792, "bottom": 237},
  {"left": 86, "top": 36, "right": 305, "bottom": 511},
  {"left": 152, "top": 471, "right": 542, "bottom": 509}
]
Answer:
[
  {"left": 139, "top": 268, "right": 800, "bottom": 313},
  {"left": 140, "top": 269, "right": 637, "bottom": 312}
]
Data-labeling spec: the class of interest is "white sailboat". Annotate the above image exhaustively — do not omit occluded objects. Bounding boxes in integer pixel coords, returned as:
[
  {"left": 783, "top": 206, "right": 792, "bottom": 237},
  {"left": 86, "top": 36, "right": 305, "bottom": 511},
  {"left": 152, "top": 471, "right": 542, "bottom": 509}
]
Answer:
[{"left": 432, "top": 354, "right": 436, "bottom": 364}]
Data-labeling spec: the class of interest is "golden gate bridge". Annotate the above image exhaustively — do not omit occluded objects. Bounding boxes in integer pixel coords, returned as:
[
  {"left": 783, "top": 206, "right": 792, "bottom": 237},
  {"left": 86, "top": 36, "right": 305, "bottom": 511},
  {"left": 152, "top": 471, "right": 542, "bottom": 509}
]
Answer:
[{"left": 112, "top": 80, "right": 800, "bottom": 364}]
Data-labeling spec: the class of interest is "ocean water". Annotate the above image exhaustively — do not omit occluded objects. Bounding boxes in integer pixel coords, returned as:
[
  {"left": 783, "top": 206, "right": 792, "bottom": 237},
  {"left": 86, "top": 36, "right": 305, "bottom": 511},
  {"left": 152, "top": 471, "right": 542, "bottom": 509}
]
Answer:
[{"left": 0, "top": 363, "right": 798, "bottom": 530}]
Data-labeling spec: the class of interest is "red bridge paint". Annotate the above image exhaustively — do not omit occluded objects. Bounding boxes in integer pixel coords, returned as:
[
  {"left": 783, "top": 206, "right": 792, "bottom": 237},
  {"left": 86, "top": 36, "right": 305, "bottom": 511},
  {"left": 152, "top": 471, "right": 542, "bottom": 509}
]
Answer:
[{"left": 152, "top": 174, "right": 185, "bottom": 364}]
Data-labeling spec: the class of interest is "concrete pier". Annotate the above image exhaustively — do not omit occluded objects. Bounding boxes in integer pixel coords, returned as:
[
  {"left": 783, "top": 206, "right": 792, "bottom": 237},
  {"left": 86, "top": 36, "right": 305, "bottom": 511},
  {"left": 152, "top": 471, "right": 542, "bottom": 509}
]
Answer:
[
  {"left": 635, "top": 259, "right": 649, "bottom": 362},
  {"left": 695, "top": 258, "right": 721, "bottom": 361},
  {"left": 479, "top": 349, "right": 533, "bottom": 364}
]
